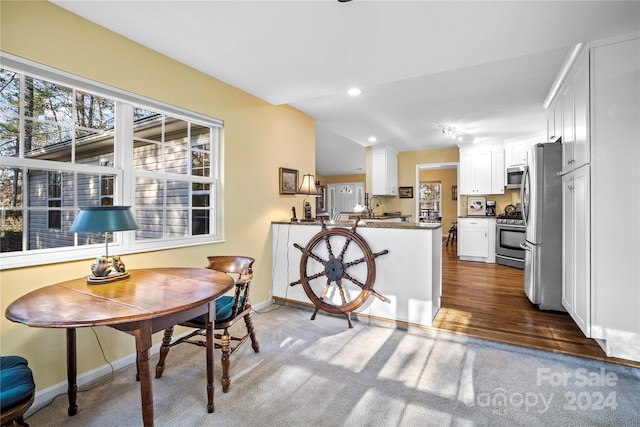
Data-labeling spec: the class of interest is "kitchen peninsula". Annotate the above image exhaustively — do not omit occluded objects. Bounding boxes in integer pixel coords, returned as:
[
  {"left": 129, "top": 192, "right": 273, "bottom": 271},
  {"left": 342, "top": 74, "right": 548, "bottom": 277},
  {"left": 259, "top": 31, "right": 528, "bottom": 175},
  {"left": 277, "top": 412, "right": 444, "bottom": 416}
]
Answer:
[{"left": 271, "top": 220, "right": 442, "bottom": 327}]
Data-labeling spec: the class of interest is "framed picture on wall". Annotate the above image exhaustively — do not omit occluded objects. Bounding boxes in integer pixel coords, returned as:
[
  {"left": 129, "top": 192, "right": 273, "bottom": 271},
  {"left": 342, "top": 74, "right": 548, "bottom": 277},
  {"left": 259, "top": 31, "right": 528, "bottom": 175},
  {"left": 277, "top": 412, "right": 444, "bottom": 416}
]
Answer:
[
  {"left": 467, "top": 196, "right": 486, "bottom": 216},
  {"left": 279, "top": 167, "right": 299, "bottom": 194},
  {"left": 399, "top": 186, "right": 413, "bottom": 198}
]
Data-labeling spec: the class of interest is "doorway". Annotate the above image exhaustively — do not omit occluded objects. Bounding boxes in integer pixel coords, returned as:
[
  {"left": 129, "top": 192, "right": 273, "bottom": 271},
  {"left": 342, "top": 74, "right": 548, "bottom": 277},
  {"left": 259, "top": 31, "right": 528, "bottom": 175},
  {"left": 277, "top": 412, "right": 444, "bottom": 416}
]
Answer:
[{"left": 414, "top": 162, "right": 459, "bottom": 228}]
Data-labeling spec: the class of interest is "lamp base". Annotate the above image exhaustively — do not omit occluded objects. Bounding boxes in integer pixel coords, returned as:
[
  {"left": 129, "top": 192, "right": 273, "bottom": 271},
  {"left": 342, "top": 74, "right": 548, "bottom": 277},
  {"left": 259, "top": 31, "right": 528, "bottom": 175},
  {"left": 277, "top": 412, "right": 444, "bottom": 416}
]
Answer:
[{"left": 87, "top": 271, "right": 130, "bottom": 285}]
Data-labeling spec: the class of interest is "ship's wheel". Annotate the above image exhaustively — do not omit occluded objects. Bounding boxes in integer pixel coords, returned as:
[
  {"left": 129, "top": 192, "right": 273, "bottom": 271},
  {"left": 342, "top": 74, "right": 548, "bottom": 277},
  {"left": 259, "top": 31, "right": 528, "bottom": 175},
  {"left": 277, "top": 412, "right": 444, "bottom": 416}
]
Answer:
[{"left": 290, "top": 219, "right": 389, "bottom": 328}]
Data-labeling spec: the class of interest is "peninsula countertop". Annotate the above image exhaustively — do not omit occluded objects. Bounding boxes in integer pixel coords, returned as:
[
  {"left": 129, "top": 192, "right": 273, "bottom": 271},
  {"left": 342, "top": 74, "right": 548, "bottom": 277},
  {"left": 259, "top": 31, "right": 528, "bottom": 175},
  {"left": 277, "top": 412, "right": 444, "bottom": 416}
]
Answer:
[{"left": 271, "top": 219, "right": 442, "bottom": 230}]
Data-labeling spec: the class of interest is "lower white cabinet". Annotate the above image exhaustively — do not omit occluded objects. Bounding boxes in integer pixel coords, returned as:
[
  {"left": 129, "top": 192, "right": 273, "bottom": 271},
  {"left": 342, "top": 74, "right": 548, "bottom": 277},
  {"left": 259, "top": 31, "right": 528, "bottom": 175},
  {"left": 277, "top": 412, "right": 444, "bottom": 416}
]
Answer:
[
  {"left": 458, "top": 217, "right": 496, "bottom": 263},
  {"left": 562, "top": 165, "right": 590, "bottom": 337}
]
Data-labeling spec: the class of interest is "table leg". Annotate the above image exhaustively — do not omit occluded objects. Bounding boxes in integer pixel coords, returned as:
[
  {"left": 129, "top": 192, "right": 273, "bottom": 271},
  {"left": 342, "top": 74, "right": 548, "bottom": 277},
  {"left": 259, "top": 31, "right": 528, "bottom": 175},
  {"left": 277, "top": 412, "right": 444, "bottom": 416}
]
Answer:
[
  {"left": 134, "top": 322, "right": 154, "bottom": 427},
  {"left": 66, "top": 328, "right": 78, "bottom": 416},
  {"left": 206, "top": 302, "right": 214, "bottom": 413}
]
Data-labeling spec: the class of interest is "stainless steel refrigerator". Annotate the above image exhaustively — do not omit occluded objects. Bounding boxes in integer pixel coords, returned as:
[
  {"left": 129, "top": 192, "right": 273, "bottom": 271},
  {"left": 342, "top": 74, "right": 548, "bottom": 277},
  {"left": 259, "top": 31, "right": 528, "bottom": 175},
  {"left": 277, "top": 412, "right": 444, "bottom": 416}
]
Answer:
[{"left": 521, "top": 143, "right": 565, "bottom": 311}]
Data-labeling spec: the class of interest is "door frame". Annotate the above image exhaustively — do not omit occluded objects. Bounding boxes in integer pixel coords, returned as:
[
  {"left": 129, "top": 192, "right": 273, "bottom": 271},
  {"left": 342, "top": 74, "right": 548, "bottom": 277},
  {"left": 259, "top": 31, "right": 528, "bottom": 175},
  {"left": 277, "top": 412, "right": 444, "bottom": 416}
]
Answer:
[{"left": 414, "top": 162, "right": 460, "bottom": 222}]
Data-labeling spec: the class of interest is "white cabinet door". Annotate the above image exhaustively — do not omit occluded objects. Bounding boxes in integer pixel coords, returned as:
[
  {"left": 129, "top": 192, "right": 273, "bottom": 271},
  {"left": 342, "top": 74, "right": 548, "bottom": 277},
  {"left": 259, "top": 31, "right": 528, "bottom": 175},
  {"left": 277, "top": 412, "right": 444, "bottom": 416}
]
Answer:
[
  {"left": 458, "top": 218, "right": 488, "bottom": 258},
  {"left": 547, "top": 98, "right": 563, "bottom": 143},
  {"left": 458, "top": 146, "right": 496, "bottom": 195},
  {"left": 505, "top": 140, "right": 527, "bottom": 168},
  {"left": 492, "top": 147, "right": 505, "bottom": 194},
  {"left": 562, "top": 166, "right": 590, "bottom": 337},
  {"left": 573, "top": 49, "right": 589, "bottom": 170},
  {"left": 474, "top": 149, "right": 492, "bottom": 194},
  {"left": 372, "top": 147, "right": 398, "bottom": 196},
  {"left": 459, "top": 150, "right": 475, "bottom": 195}
]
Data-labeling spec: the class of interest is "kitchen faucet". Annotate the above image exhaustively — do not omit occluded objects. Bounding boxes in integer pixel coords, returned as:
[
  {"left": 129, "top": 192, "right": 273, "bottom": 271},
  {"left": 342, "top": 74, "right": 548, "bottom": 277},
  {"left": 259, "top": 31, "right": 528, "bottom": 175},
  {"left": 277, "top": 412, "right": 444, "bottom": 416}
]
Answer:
[{"left": 367, "top": 196, "right": 382, "bottom": 217}]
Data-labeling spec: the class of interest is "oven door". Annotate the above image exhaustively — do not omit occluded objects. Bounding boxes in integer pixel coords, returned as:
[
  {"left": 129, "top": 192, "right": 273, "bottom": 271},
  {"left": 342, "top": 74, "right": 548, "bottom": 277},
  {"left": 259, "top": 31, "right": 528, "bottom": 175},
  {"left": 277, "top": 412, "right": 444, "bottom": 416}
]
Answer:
[{"left": 496, "top": 223, "right": 526, "bottom": 259}]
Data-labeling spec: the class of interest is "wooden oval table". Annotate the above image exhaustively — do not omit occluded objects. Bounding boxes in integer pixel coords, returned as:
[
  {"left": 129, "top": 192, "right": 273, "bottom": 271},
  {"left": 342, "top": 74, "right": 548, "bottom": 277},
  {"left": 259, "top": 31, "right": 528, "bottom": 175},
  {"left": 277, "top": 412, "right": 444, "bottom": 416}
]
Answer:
[{"left": 5, "top": 268, "right": 235, "bottom": 427}]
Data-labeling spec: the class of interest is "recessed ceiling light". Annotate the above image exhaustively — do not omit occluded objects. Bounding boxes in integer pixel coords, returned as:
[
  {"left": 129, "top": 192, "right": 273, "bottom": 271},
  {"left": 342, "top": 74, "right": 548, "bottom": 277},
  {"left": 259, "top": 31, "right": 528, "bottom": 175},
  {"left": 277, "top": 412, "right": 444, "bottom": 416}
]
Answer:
[
  {"left": 368, "top": 136, "right": 377, "bottom": 143},
  {"left": 347, "top": 88, "right": 362, "bottom": 96}
]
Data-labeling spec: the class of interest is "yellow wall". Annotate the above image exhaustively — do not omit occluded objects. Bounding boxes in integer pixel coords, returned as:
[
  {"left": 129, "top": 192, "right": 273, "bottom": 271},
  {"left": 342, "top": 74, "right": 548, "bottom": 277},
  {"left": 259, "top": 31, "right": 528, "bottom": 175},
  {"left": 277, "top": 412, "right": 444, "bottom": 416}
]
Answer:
[
  {"left": 0, "top": 1, "right": 315, "bottom": 391},
  {"left": 317, "top": 173, "right": 366, "bottom": 186}
]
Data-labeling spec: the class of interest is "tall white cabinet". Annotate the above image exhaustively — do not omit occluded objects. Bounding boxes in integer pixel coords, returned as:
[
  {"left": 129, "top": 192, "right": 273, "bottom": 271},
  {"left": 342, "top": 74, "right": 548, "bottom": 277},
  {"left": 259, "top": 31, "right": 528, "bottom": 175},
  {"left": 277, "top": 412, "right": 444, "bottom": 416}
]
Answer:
[{"left": 553, "top": 33, "right": 640, "bottom": 362}]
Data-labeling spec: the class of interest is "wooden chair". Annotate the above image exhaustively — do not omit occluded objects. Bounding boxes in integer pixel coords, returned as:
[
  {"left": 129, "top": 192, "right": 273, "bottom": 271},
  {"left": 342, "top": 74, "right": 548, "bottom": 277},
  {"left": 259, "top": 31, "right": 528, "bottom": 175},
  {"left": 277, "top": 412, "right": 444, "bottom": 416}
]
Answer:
[
  {"left": 155, "top": 256, "right": 259, "bottom": 393},
  {"left": 1, "top": 356, "right": 35, "bottom": 427},
  {"left": 446, "top": 221, "right": 457, "bottom": 246}
]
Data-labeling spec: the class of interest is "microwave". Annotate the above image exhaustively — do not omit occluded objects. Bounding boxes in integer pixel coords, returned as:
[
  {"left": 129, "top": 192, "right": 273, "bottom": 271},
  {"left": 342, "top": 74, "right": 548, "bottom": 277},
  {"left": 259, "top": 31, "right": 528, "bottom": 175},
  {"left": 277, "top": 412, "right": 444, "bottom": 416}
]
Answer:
[{"left": 506, "top": 166, "right": 525, "bottom": 189}]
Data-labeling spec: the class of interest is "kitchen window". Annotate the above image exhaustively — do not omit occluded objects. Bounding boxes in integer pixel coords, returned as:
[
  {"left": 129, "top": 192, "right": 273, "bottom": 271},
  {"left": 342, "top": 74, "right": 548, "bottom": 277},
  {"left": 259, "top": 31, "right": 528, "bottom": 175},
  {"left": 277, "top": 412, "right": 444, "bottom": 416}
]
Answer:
[{"left": 0, "top": 56, "right": 223, "bottom": 269}]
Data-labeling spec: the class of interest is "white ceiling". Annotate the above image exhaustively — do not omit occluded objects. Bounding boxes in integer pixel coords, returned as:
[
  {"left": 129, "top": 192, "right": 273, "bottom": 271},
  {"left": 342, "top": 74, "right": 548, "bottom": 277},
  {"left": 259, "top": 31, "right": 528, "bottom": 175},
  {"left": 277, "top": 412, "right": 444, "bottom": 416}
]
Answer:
[{"left": 52, "top": 0, "right": 640, "bottom": 176}]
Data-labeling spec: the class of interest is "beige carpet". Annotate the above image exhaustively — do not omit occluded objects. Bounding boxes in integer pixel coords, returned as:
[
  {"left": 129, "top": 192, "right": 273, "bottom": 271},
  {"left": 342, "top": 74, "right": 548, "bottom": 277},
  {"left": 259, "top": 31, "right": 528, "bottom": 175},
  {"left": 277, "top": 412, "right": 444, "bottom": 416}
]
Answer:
[{"left": 26, "top": 304, "right": 640, "bottom": 426}]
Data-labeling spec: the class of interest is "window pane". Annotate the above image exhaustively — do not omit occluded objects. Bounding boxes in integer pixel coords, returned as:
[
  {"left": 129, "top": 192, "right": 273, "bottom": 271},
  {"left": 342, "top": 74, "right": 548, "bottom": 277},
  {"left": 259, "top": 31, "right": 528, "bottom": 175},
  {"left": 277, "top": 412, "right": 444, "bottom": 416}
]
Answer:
[
  {"left": 192, "top": 209, "right": 209, "bottom": 235},
  {"left": 164, "top": 144, "right": 188, "bottom": 174},
  {"left": 26, "top": 78, "right": 73, "bottom": 124},
  {"left": 0, "top": 114, "right": 20, "bottom": 157},
  {"left": 27, "top": 209, "right": 75, "bottom": 250},
  {"left": 192, "top": 151, "right": 210, "bottom": 177},
  {"left": 166, "top": 209, "right": 188, "bottom": 237},
  {"left": 135, "top": 209, "right": 164, "bottom": 240},
  {"left": 77, "top": 173, "right": 110, "bottom": 207},
  {"left": 191, "top": 124, "right": 210, "bottom": 150},
  {"left": 0, "top": 69, "right": 20, "bottom": 114},
  {"left": 0, "top": 209, "right": 23, "bottom": 252},
  {"left": 24, "top": 119, "right": 73, "bottom": 162},
  {"left": 167, "top": 180, "right": 188, "bottom": 206},
  {"left": 0, "top": 167, "right": 23, "bottom": 207},
  {"left": 75, "top": 90, "right": 114, "bottom": 130},
  {"left": 75, "top": 129, "right": 115, "bottom": 163},
  {"left": 165, "top": 116, "right": 188, "bottom": 150}
]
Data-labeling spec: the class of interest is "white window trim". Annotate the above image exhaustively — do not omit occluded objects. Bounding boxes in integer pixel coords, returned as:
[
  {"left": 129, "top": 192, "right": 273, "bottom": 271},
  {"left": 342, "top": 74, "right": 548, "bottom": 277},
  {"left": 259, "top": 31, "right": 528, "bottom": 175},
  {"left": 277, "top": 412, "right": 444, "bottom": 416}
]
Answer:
[{"left": 0, "top": 52, "right": 225, "bottom": 270}]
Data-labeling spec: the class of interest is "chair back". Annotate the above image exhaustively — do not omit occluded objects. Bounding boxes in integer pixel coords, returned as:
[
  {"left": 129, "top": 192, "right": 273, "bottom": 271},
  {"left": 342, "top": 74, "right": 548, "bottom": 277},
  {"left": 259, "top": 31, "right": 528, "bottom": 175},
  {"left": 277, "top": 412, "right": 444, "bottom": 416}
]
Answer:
[
  {"left": 206, "top": 256, "right": 254, "bottom": 278},
  {"left": 206, "top": 256, "right": 255, "bottom": 320}
]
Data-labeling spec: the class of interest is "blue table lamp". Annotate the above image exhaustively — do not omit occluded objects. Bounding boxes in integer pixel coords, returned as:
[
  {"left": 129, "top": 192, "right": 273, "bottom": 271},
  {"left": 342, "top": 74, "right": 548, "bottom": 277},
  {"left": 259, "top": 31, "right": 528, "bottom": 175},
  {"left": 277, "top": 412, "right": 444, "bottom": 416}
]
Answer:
[{"left": 69, "top": 206, "right": 139, "bottom": 284}]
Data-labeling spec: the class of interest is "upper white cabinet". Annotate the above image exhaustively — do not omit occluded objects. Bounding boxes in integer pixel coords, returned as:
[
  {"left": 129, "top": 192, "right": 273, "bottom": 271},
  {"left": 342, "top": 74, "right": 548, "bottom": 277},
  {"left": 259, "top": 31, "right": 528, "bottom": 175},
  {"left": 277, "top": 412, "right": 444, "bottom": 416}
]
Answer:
[
  {"left": 459, "top": 144, "right": 504, "bottom": 195},
  {"left": 504, "top": 133, "right": 546, "bottom": 169},
  {"left": 371, "top": 146, "right": 398, "bottom": 196},
  {"left": 504, "top": 139, "right": 527, "bottom": 167},
  {"left": 547, "top": 97, "right": 563, "bottom": 143},
  {"left": 560, "top": 46, "right": 590, "bottom": 175}
]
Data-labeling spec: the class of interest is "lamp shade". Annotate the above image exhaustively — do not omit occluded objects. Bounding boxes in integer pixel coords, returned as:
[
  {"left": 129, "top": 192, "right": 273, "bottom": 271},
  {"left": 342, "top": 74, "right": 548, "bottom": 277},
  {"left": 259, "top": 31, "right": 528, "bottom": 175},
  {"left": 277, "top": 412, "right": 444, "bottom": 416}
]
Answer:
[
  {"left": 69, "top": 206, "right": 139, "bottom": 233},
  {"left": 297, "top": 174, "right": 319, "bottom": 197}
]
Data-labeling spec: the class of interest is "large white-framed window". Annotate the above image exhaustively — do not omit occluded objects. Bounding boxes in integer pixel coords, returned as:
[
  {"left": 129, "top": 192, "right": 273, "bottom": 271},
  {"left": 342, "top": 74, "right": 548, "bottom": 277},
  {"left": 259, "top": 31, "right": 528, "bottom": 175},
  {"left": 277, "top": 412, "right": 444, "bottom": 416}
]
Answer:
[{"left": 0, "top": 54, "right": 223, "bottom": 269}]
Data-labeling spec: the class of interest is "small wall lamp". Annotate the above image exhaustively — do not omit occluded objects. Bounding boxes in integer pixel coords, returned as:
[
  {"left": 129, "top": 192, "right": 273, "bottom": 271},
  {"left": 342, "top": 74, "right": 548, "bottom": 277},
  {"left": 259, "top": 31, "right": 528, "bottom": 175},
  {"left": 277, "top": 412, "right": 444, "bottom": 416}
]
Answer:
[{"left": 69, "top": 206, "right": 139, "bottom": 284}]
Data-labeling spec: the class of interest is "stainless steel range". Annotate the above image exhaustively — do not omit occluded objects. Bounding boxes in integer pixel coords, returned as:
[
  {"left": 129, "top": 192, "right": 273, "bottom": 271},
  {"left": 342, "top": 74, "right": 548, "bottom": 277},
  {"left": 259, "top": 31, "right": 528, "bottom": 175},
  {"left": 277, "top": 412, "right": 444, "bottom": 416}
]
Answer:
[{"left": 496, "top": 212, "right": 526, "bottom": 269}]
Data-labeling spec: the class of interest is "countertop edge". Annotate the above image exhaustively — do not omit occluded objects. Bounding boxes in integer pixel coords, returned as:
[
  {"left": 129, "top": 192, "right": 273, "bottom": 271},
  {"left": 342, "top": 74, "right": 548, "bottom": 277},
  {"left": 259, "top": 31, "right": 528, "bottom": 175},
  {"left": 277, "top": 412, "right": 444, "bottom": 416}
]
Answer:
[{"left": 271, "top": 220, "right": 442, "bottom": 230}]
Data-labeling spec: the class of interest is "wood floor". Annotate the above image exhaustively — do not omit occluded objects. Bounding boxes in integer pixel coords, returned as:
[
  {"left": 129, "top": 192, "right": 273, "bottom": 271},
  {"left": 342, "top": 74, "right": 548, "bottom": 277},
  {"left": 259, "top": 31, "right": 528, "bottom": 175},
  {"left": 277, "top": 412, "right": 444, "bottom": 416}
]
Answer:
[{"left": 433, "top": 240, "right": 640, "bottom": 369}]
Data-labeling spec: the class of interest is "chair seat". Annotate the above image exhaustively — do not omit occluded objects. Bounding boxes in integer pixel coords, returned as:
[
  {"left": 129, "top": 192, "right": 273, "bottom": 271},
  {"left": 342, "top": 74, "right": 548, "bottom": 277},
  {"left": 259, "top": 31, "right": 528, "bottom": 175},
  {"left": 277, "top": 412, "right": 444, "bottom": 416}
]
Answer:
[
  {"left": 1, "top": 356, "right": 35, "bottom": 412},
  {"left": 189, "top": 295, "right": 244, "bottom": 326}
]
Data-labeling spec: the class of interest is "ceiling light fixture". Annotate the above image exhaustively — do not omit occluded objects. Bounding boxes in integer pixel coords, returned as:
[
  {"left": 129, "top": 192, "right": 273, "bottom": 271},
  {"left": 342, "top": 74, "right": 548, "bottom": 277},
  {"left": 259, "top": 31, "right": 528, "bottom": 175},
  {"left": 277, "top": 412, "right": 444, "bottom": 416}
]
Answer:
[
  {"left": 440, "top": 125, "right": 463, "bottom": 141},
  {"left": 368, "top": 136, "right": 377, "bottom": 143},
  {"left": 347, "top": 87, "right": 362, "bottom": 96}
]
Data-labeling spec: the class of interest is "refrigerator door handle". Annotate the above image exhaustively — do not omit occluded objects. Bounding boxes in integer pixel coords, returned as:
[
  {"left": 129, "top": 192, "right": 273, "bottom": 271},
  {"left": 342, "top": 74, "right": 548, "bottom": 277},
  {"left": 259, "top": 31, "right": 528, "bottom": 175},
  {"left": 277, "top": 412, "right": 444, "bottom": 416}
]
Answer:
[{"left": 520, "top": 241, "right": 531, "bottom": 251}]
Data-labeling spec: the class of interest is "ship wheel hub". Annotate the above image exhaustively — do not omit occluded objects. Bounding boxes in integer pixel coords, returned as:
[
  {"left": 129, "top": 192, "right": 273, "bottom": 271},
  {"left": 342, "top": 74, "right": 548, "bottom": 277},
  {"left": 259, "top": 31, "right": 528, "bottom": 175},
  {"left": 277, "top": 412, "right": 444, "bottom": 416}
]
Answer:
[{"left": 325, "top": 258, "right": 344, "bottom": 280}]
